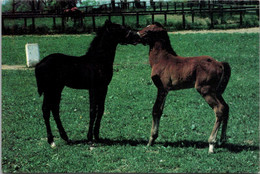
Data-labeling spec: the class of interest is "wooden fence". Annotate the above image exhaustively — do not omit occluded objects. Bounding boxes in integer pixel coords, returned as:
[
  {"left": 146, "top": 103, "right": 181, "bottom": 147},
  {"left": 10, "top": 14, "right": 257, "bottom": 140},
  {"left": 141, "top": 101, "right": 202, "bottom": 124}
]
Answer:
[{"left": 2, "top": 1, "right": 259, "bottom": 34}]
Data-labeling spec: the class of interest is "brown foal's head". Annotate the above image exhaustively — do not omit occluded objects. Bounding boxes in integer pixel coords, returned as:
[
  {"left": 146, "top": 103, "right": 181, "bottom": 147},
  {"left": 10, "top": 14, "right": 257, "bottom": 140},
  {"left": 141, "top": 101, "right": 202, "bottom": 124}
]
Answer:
[{"left": 137, "top": 22, "right": 167, "bottom": 45}]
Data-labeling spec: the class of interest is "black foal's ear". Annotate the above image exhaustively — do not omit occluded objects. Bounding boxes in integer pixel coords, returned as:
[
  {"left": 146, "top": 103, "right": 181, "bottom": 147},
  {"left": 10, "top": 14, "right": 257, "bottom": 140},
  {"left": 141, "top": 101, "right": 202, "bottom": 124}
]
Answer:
[{"left": 105, "top": 20, "right": 111, "bottom": 25}]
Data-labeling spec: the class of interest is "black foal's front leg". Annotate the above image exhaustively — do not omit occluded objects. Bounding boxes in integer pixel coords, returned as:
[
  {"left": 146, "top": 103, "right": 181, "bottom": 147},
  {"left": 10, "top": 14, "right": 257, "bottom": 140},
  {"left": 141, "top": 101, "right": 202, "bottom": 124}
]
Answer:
[
  {"left": 94, "top": 87, "right": 108, "bottom": 141},
  {"left": 87, "top": 87, "right": 108, "bottom": 142},
  {"left": 87, "top": 89, "right": 98, "bottom": 142}
]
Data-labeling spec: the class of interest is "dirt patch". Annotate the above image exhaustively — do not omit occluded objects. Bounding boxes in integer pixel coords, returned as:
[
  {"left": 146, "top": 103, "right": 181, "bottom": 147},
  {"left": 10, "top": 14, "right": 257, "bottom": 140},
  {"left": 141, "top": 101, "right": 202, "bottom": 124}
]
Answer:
[
  {"left": 173, "top": 27, "right": 259, "bottom": 34},
  {"left": 1, "top": 65, "right": 33, "bottom": 70}
]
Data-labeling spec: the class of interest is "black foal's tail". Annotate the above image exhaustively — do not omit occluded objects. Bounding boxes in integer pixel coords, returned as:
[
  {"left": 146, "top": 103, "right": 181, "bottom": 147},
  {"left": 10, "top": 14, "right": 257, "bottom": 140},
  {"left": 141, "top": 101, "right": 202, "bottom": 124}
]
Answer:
[
  {"left": 217, "top": 62, "right": 231, "bottom": 94},
  {"left": 35, "top": 63, "right": 44, "bottom": 96}
]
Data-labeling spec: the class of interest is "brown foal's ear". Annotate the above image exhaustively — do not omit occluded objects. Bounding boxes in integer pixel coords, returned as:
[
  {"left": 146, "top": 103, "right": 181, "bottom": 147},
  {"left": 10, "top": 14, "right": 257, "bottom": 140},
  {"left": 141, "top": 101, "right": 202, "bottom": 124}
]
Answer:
[{"left": 153, "top": 22, "right": 166, "bottom": 30}]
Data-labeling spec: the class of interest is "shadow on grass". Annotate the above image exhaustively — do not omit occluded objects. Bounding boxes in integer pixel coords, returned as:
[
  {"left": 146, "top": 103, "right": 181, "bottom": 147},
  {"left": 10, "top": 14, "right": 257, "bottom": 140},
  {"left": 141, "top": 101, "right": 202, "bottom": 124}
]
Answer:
[
  {"left": 68, "top": 138, "right": 258, "bottom": 153},
  {"left": 163, "top": 140, "right": 259, "bottom": 153}
]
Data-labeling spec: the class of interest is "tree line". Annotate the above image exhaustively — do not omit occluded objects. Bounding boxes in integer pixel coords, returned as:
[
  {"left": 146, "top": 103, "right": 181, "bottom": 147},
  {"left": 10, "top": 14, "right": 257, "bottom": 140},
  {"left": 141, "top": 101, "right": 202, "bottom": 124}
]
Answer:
[{"left": 2, "top": 0, "right": 155, "bottom": 13}]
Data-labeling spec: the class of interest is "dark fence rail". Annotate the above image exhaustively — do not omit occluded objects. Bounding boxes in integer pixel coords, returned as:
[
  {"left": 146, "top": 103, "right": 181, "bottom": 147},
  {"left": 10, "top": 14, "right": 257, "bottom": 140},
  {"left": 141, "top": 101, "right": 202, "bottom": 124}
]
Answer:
[{"left": 2, "top": 1, "right": 259, "bottom": 34}]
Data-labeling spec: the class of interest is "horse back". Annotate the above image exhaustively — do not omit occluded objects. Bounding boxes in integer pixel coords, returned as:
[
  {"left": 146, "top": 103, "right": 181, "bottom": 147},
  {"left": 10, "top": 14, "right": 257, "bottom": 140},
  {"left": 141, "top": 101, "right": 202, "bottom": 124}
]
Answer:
[{"left": 35, "top": 53, "right": 113, "bottom": 92}]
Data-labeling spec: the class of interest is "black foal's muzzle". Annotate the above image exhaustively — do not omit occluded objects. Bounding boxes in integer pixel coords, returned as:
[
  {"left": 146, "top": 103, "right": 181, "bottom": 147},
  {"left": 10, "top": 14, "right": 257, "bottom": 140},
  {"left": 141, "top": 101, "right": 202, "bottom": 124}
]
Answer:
[{"left": 123, "top": 30, "right": 141, "bottom": 45}]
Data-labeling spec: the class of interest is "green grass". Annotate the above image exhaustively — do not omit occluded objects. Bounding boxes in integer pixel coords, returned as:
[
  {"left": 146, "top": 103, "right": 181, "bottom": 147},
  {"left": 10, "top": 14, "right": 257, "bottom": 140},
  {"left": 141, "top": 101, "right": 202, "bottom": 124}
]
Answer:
[{"left": 2, "top": 33, "right": 259, "bottom": 173}]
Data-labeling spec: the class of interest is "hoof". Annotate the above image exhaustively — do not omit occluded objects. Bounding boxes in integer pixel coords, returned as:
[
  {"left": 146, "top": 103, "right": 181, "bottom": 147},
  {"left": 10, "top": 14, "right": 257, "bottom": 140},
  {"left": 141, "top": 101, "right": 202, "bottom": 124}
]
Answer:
[
  {"left": 208, "top": 144, "right": 214, "bottom": 154},
  {"left": 147, "top": 139, "right": 154, "bottom": 146},
  {"left": 147, "top": 142, "right": 154, "bottom": 147},
  {"left": 66, "top": 140, "right": 72, "bottom": 145},
  {"left": 94, "top": 137, "right": 100, "bottom": 143},
  {"left": 51, "top": 142, "right": 56, "bottom": 149},
  {"left": 87, "top": 140, "right": 94, "bottom": 145}
]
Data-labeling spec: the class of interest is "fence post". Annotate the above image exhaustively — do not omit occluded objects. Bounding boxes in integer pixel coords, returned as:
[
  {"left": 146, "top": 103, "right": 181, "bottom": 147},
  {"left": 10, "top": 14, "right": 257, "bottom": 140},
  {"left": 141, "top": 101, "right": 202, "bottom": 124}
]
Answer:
[
  {"left": 92, "top": 15, "right": 96, "bottom": 31},
  {"left": 152, "top": 13, "right": 154, "bottom": 24},
  {"left": 108, "top": 13, "right": 111, "bottom": 22},
  {"left": 80, "top": 17, "right": 83, "bottom": 27},
  {"left": 182, "top": 12, "right": 185, "bottom": 29},
  {"left": 32, "top": 17, "right": 35, "bottom": 31},
  {"left": 24, "top": 18, "right": 27, "bottom": 28},
  {"left": 122, "top": 14, "right": 125, "bottom": 26},
  {"left": 62, "top": 17, "right": 65, "bottom": 32},
  {"left": 164, "top": 12, "right": 167, "bottom": 25},
  {"left": 2, "top": 18, "right": 5, "bottom": 33},
  {"left": 210, "top": 10, "right": 214, "bottom": 29},
  {"left": 53, "top": 17, "right": 56, "bottom": 28},
  {"left": 256, "top": 8, "right": 259, "bottom": 20},
  {"left": 239, "top": 10, "right": 243, "bottom": 28},
  {"left": 136, "top": 12, "right": 139, "bottom": 27},
  {"left": 220, "top": 5, "right": 224, "bottom": 24},
  {"left": 192, "top": 10, "right": 194, "bottom": 24}
]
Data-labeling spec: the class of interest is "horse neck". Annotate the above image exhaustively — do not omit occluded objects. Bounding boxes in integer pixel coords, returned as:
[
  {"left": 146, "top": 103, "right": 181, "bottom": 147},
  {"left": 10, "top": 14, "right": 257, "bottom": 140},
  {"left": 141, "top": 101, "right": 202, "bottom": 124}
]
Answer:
[
  {"left": 149, "top": 41, "right": 178, "bottom": 66},
  {"left": 85, "top": 33, "right": 118, "bottom": 65},
  {"left": 150, "top": 37, "right": 177, "bottom": 54}
]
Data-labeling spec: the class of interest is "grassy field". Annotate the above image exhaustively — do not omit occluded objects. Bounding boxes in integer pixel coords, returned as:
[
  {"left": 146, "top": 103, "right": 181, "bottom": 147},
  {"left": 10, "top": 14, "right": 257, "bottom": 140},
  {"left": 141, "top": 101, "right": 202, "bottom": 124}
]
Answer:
[{"left": 2, "top": 32, "right": 259, "bottom": 173}]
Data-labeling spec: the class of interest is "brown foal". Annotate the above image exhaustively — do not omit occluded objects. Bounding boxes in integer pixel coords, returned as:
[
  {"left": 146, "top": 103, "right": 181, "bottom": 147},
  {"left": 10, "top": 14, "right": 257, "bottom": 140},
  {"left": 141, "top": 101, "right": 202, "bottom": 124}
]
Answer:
[{"left": 137, "top": 23, "right": 231, "bottom": 153}]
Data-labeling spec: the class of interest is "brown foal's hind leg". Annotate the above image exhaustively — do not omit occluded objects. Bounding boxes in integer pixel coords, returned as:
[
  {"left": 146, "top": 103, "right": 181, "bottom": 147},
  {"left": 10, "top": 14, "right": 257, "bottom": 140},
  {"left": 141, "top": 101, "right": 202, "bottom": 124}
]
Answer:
[
  {"left": 217, "top": 95, "right": 229, "bottom": 145},
  {"left": 201, "top": 91, "right": 227, "bottom": 153},
  {"left": 148, "top": 88, "right": 168, "bottom": 146}
]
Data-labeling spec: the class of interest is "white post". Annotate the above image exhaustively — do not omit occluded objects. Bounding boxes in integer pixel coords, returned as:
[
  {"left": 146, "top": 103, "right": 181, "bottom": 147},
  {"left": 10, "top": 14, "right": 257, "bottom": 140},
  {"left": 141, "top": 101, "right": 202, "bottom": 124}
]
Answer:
[{"left": 25, "top": 43, "right": 40, "bottom": 67}]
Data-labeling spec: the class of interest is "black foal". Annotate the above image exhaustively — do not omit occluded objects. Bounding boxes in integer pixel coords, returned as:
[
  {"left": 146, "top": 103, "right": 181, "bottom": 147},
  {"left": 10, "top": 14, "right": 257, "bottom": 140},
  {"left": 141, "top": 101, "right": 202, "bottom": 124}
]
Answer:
[{"left": 35, "top": 20, "right": 139, "bottom": 147}]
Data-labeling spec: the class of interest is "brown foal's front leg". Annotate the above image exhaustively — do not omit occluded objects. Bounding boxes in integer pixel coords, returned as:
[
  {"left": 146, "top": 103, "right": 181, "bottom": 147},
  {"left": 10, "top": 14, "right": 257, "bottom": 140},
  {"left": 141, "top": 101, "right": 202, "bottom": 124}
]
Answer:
[{"left": 148, "top": 88, "right": 168, "bottom": 146}]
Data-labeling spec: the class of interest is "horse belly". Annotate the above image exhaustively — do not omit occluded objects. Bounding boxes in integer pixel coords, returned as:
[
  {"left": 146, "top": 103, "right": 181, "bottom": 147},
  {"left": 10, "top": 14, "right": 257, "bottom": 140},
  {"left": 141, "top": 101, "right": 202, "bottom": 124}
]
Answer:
[
  {"left": 65, "top": 78, "right": 90, "bottom": 89},
  {"left": 170, "top": 80, "right": 195, "bottom": 90},
  {"left": 169, "top": 73, "right": 196, "bottom": 90},
  {"left": 63, "top": 67, "right": 92, "bottom": 89}
]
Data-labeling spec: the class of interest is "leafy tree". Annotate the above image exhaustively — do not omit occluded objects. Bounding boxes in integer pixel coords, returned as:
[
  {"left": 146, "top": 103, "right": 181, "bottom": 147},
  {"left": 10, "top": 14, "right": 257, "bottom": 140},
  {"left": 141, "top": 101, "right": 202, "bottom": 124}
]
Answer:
[{"left": 2, "top": 0, "right": 82, "bottom": 13}]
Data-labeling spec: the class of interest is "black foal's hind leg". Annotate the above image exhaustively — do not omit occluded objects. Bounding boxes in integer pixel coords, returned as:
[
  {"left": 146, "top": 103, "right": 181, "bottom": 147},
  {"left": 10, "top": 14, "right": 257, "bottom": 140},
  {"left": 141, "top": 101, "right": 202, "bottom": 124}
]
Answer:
[
  {"left": 42, "top": 95, "right": 55, "bottom": 147},
  {"left": 94, "top": 87, "right": 108, "bottom": 141},
  {"left": 51, "top": 91, "right": 69, "bottom": 143}
]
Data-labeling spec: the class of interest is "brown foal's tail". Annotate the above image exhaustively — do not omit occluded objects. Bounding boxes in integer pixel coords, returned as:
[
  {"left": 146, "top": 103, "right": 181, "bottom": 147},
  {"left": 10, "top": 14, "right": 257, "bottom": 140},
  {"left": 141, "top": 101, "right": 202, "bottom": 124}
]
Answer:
[{"left": 217, "top": 62, "right": 231, "bottom": 94}]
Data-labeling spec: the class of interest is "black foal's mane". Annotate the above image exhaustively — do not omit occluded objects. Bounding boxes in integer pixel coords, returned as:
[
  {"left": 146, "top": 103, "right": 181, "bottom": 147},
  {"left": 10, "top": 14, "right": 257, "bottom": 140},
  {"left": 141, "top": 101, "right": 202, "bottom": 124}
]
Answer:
[{"left": 85, "top": 25, "right": 108, "bottom": 56}]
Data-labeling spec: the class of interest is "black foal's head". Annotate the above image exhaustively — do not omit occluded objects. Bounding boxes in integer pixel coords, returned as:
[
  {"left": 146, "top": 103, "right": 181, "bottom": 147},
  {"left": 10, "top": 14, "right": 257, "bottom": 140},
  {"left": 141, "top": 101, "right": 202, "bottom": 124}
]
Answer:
[{"left": 102, "top": 20, "right": 140, "bottom": 45}]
